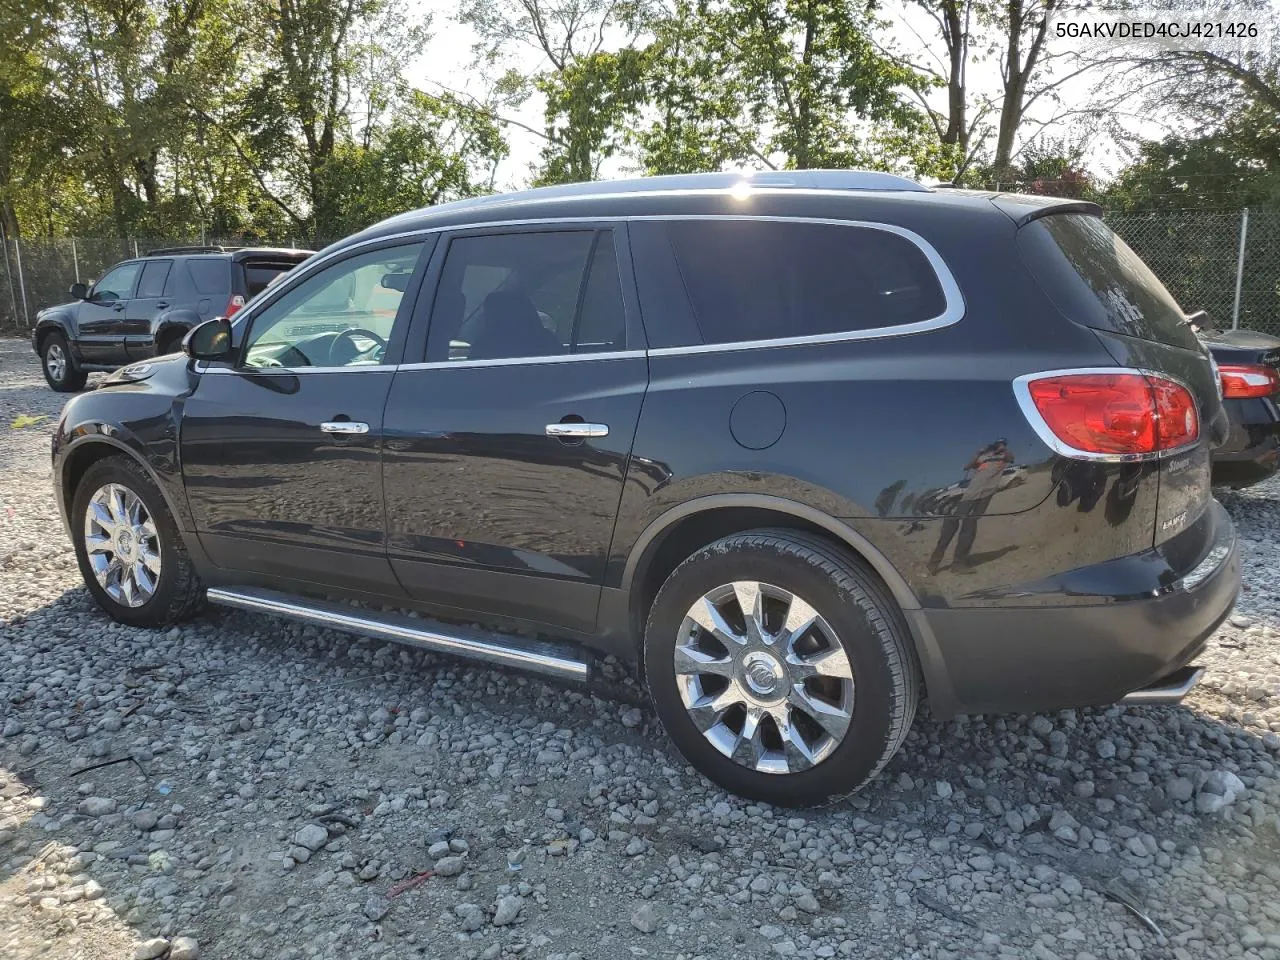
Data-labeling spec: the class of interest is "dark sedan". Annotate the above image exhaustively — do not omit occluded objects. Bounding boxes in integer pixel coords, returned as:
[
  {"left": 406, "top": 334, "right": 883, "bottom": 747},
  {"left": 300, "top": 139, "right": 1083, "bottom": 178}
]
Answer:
[{"left": 1202, "top": 327, "right": 1280, "bottom": 488}]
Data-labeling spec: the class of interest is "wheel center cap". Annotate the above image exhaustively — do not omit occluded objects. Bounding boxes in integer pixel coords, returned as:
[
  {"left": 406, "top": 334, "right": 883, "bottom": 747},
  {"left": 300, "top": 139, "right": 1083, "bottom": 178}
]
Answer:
[
  {"left": 116, "top": 529, "right": 134, "bottom": 558},
  {"left": 742, "top": 651, "right": 784, "bottom": 698}
]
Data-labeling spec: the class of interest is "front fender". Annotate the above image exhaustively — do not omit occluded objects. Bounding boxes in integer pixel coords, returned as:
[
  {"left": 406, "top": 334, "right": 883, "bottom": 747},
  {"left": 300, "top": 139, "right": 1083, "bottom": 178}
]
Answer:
[
  {"left": 53, "top": 360, "right": 196, "bottom": 534},
  {"left": 33, "top": 311, "right": 77, "bottom": 353}
]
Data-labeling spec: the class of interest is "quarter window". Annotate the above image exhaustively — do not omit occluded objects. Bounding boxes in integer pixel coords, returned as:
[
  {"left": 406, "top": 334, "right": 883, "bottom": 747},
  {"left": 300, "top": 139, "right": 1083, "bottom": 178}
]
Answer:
[
  {"left": 90, "top": 262, "right": 141, "bottom": 302},
  {"left": 240, "top": 243, "right": 424, "bottom": 369},
  {"left": 137, "top": 260, "right": 172, "bottom": 299},
  {"left": 662, "top": 219, "right": 947, "bottom": 345},
  {"left": 187, "top": 259, "right": 230, "bottom": 295},
  {"left": 427, "top": 230, "right": 627, "bottom": 362}
]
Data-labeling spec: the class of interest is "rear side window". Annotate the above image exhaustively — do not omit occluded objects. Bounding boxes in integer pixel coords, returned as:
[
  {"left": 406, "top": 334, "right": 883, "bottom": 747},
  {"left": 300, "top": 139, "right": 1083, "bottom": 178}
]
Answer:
[
  {"left": 663, "top": 219, "right": 948, "bottom": 345},
  {"left": 426, "top": 230, "right": 627, "bottom": 362},
  {"left": 1019, "top": 213, "right": 1200, "bottom": 351},
  {"left": 187, "top": 258, "right": 230, "bottom": 295},
  {"left": 137, "top": 260, "right": 172, "bottom": 298},
  {"left": 243, "top": 262, "right": 299, "bottom": 297}
]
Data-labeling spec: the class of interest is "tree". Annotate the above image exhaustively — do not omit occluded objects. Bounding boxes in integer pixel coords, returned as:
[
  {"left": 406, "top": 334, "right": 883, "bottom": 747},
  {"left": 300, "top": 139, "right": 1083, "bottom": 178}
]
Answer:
[
  {"left": 886, "top": 0, "right": 1116, "bottom": 184},
  {"left": 1103, "top": 114, "right": 1280, "bottom": 213},
  {"left": 460, "top": 0, "right": 652, "bottom": 184},
  {"left": 635, "top": 0, "right": 932, "bottom": 173}
]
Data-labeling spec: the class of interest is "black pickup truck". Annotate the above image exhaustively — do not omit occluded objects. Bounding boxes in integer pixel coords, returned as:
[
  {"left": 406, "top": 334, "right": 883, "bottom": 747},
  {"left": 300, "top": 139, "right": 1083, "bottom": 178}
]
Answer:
[{"left": 32, "top": 245, "right": 313, "bottom": 391}]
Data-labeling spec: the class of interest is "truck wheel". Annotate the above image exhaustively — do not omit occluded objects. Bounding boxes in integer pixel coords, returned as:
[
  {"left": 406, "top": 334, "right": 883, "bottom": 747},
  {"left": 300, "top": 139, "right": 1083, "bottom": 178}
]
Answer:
[
  {"left": 41, "top": 332, "right": 88, "bottom": 392},
  {"left": 644, "top": 529, "right": 919, "bottom": 806}
]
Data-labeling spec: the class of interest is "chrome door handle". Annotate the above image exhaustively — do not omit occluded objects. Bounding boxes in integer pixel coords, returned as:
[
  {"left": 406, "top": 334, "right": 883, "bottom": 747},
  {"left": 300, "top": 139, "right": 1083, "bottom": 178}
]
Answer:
[
  {"left": 545, "top": 422, "right": 609, "bottom": 439},
  {"left": 320, "top": 421, "right": 369, "bottom": 434}
]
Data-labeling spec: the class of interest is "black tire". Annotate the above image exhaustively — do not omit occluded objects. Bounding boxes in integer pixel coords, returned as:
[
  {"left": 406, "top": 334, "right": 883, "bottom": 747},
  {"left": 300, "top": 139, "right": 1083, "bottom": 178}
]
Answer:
[
  {"left": 70, "top": 454, "right": 205, "bottom": 628},
  {"left": 643, "top": 529, "right": 919, "bottom": 806},
  {"left": 156, "top": 328, "right": 187, "bottom": 356},
  {"left": 40, "top": 332, "right": 88, "bottom": 392}
]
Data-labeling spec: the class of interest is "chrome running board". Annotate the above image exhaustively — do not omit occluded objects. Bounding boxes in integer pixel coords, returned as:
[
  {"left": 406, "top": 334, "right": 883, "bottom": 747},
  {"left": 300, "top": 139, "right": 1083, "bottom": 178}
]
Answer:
[
  {"left": 206, "top": 586, "right": 588, "bottom": 680},
  {"left": 1120, "top": 665, "right": 1204, "bottom": 705}
]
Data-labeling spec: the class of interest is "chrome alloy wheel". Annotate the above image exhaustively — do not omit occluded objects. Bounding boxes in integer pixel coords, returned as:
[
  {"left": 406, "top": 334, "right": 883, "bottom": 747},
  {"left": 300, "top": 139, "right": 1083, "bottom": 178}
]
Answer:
[
  {"left": 45, "top": 342, "right": 66, "bottom": 381},
  {"left": 674, "top": 581, "right": 854, "bottom": 774},
  {"left": 83, "top": 483, "right": 162, "bottom": 607}
]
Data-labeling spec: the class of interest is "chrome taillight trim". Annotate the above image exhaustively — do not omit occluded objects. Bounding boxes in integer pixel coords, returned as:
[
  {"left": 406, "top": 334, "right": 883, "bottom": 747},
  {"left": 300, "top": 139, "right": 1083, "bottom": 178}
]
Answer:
[{"left": 1012, "top": 367, "right": 1201, "bottom": 463}]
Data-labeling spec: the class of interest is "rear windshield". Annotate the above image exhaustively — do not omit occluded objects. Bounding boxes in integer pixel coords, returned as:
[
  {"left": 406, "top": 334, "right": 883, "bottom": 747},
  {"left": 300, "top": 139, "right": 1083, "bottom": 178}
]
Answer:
[
  {"left": 1019, "top": 213, "right": 1200, "bottom": 351},
  {"left": 242, "top": 261, "right": 299, "bottom": 297}
]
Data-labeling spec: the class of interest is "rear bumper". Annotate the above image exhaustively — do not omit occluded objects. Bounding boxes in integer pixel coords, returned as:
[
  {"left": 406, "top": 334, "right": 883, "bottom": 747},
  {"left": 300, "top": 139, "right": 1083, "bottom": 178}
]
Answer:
[{"left": 910, "top": 500, "right": 1239, "bottom": 717}]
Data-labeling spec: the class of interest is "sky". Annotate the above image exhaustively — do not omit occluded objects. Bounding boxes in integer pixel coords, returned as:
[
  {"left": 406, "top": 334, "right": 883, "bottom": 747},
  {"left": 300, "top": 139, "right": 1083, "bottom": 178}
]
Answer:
[{"left": 400, "top": 0, "right": 1176, "bottom": 190}]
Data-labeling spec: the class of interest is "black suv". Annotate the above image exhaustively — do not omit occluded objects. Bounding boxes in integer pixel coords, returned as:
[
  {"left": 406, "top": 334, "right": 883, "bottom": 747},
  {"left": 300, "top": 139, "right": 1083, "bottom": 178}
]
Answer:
[
  {"left": 50, "top": 172, "right": 1241, "bottom": 805},
  {"left": 32, "top": 245, "right": 312, "bottom": 391}
]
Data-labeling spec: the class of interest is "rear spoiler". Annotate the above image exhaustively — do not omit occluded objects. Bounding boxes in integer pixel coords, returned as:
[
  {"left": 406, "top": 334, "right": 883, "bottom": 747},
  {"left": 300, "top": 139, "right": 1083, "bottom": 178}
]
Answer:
[{"left": 991, "top": 197, "right": 1104, "bottom": 228}]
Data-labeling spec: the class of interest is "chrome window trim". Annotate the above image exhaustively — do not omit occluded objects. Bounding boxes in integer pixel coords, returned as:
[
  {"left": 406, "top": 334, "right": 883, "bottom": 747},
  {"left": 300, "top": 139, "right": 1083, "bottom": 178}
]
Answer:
[
  {"left": 225, "top": 213, "right": 964, "bottom": 367},
  {"left": 1012, "top": 366, "right": 1202, "bottom": 463},
  {"left": 200, "top": 363, "right": 398, "bottom": 374},
  {"left": 398, "top": 349, "right": 645, "bottom": 371}
]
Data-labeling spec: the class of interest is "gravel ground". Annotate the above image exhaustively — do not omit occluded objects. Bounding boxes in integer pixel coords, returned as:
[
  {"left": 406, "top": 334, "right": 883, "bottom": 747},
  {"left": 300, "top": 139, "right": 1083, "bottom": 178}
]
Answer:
[{"left": 2, "top": 334, "right": 1280, "bottom": 960}]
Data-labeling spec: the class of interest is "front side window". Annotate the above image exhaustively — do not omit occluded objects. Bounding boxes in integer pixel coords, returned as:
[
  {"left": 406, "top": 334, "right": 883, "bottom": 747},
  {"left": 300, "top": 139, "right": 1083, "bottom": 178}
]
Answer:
[
  {"left": 91, "top": 262, "right": 141, "bottom": 302},
  {"left": 663, "top": 219, "right": 948, "bottom": 345},
  {"left": 426, "top": 230, "right": 627, "bottom": 362},
  {"left": 241, "top": 243, "right": 424, "bottom": 369}
]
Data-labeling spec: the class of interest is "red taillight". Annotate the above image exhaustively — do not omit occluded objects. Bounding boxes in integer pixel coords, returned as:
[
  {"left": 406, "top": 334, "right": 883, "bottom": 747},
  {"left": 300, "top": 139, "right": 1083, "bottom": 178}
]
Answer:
[
  {"left": 1020, "top": 371, "right": 1198, "bottom": 457},
  {"left": 224, "top": 295, "right": 246, "bottom": 317},
  {"left": 1218, "top": 363, "right": 1280, "bottom": 399}
]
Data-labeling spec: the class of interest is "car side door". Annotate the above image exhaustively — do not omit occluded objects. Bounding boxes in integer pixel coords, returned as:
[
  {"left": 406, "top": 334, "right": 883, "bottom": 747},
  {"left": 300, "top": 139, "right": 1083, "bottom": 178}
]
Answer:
[
  {"left": 382, "top": 224, "right": 649, "bottom": 633},
  {"left": 126, "top": 259, "right": 173, "bottom": 359},
  {"left": 180, "top": 238, "right": 432, "bottom": 594},
  {"left": 78, "top": 261, "right": 142, "bottom": 365}
]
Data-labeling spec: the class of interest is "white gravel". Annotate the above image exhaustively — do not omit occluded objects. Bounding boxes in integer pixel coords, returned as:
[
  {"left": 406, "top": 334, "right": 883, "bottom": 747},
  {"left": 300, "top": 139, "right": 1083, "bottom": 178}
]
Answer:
[{"left": 3, "top": 335, "right": 1280, "bottom": 960}]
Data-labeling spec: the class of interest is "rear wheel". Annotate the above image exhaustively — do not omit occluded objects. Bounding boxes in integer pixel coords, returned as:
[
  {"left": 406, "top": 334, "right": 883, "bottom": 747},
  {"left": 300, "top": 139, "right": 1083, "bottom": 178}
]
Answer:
[
  {"left": 41, "top": 332, "right": 87, "bottom": 392},
  {"left": 71, "top": 455, "right": 204, "bottom": 627},
  {"left": 644, "top": 529, "right": 920, "bottom": 806},
  {"left": 156, "top": 328, "right": 187, "bottom": 356}
]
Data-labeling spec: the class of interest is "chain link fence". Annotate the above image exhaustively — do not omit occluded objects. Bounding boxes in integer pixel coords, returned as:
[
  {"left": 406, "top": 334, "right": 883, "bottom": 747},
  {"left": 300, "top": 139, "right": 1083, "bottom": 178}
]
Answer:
[
  {"left": 1, "top": 211, "right": 1278, "bottom": 336},
  {"left": 1107, "top": 210, "right": 1278, "bottom": 336}
]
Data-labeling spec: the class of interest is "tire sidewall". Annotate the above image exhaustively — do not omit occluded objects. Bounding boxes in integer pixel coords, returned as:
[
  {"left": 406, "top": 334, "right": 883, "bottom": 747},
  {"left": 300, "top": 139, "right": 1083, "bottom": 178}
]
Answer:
[
  {"left": 41, "top": 333, "right": 76, "bottom": 391},
  {"left": 70, "top": 457, "right": 187, "bottom": 627},
  {"left": 644, "top": 540, "right": 903, "bottom": 806}
]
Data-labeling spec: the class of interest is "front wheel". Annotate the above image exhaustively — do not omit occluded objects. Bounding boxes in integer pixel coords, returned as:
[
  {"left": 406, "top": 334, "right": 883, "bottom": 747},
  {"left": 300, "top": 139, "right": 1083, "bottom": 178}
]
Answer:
[
  {"left": 41, "top": 333, "right": 88, "bottom": 392},
  {"left": 644, "top": 529, "right": 919, "bottom": 806},
  {"left": 70, "top": 455, "right": 204, "bottom": 627}
]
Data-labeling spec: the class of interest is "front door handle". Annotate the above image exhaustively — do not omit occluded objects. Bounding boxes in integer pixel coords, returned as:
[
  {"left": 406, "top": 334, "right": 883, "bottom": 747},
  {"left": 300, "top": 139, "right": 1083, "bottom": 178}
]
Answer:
[
  {"left": 321, "top": 421, "right": 369, "bottom": 434},
  {"left": 545, "top": 422, "right": 609, "bottom": 439}
]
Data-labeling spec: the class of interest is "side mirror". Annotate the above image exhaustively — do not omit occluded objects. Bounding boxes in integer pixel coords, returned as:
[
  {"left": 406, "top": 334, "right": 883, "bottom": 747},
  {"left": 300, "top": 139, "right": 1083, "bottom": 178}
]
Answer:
[
  {"left": 70, "top": 282, "right": 89, "bottom": 300},
  {"left": 184, "top": 317, "right": 233, "bottom": 361}
]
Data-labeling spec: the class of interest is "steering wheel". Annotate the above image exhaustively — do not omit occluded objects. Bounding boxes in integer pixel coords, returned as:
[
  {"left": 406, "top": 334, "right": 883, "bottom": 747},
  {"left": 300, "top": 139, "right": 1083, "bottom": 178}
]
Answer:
[{"left": 330, "top": 327, "right": 388, "bottom": 365}]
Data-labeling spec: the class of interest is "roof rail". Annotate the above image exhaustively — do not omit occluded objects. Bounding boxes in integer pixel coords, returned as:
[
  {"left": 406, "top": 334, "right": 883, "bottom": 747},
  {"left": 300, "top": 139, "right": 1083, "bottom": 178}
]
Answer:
[{"left": 144, "top": 245, "right": 229, "bottom": 257}]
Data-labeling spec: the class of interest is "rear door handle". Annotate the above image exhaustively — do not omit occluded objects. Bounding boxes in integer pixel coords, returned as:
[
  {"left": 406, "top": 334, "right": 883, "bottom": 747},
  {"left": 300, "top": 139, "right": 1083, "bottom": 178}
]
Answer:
[
  {"left": 545, "top": 422, "right": 609, "bottom": 439},
  {"left": 321, "top": 421, "right": 369, "bottom": 434},
  {"left": 156, "top": 301, "right": 170, "bottom": 309}
]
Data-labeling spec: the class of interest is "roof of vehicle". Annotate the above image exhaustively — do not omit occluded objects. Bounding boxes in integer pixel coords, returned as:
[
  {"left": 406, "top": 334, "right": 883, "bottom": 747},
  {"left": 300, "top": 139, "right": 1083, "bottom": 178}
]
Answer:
[
  {"left": 141, "top": 246, "right": 314, "bottom": 261},
  {"left": 346, "top": 170, "right": 1101, "bottom": 250}
]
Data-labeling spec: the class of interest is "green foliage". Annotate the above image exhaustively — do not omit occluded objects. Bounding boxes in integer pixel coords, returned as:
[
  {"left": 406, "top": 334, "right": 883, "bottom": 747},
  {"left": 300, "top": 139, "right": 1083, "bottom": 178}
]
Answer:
[
  {"left": 1103, "top": 110, "right": 1280, "bottom": 213},
  {"left": 633, "top": 0, "right": 933, "bottom": 173}
]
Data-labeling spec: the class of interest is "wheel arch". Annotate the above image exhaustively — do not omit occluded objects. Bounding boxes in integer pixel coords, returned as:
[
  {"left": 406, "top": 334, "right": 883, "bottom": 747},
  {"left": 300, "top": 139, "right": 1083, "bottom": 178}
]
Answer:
[
  {"left": 60, "top": 434, "right": 192, "bottom": 535},
  {"left": 35, "top": 316, "right": 75, "bottom": 353},
  {"left": 153, "top": 313, "right": 199, "bottom": 353},
  {"left": 622, "top": 494, "right": 920, "bottom": 618},
  {"left": 619, "top": 494, "right": 957, "bottom": 716}
]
